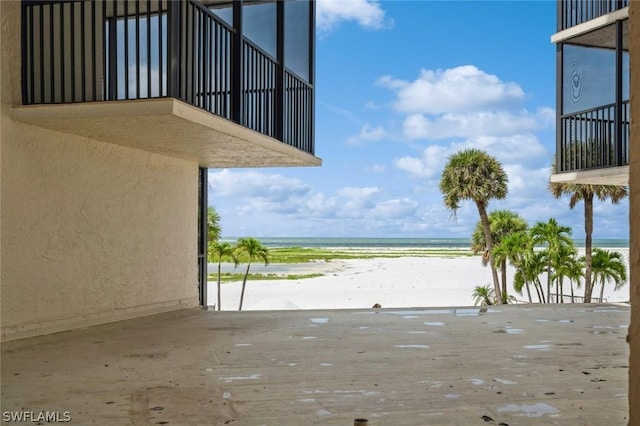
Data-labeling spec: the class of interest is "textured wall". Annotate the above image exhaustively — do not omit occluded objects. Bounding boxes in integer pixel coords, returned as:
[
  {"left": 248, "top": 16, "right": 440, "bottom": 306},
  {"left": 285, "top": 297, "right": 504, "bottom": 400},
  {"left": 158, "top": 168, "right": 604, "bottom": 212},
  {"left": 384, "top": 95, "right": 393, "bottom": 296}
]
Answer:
[
  {"left": 630, "top": 2, "right": 640, "bottom": 423},
  {"left": 1, "top": 2, "right": 199, "bottom": 340}
]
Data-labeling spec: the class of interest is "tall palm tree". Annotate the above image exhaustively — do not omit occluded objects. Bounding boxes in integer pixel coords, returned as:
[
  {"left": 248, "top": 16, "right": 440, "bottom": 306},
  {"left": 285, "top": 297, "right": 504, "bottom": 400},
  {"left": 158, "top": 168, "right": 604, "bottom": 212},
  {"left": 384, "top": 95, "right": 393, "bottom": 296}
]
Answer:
[
  {"left": 493, "top": 230, "right": 533, "bottom": 303},
  {"left": 209, "top": 242, "right": 237, "bottom": 311},
  {"left": 530, "top": 218, "right": 574, "bottom": 303},
  {"left": 440, "top": 149, "right": 508, "bottom": 302},
  {"left": 549, "top": 182, "right": 627, "bottom": 303},
  {"left": 235, "top": 237, "right": 270, "bottom": 311},
  {"left": 591, "top": 248, "right": 627, "bottom": 303},
  {"left": 472, "top": 210, "right": 528, "bottom": 302}
]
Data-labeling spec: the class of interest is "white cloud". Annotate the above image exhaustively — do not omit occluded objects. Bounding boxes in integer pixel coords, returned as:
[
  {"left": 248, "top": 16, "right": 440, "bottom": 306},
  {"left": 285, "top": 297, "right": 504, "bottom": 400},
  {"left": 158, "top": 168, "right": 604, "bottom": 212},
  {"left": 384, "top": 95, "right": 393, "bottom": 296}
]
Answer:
[
  {"left": 317, "top": 0, "right": 392, "bottom": 32},
  {"left": 209, "top": 170, "right": 311, "bottom": 200},
  {"left": 347, "top": 124, "right": 386, "bottom": 144},
  {"left": 402, "top": 108, "right": 553, "bottom": 140},
  {"left": 371, "top": 198, "right": 419, "bottom": 219},
  {"left": 377, "top": 66, "right": 525, "bottom": 115}
]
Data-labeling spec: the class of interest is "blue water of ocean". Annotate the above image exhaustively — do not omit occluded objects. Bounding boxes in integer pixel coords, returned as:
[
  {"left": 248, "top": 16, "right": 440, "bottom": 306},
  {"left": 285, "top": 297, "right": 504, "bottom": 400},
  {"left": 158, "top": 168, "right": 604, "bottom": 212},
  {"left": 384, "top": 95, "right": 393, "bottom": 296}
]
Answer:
[{"left": 220, "top": 237, "right": 629, "bottom": 249}]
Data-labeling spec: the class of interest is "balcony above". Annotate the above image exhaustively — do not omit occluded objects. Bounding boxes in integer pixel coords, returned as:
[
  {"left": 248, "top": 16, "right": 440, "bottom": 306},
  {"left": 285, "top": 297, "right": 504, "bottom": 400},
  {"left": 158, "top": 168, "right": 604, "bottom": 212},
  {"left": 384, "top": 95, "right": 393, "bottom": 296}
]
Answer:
[
  {"left": 550, "top": 166, "right": 629, "bottom": 186},
  {"left": 12, "top": 98, "right": 320, "bottom": 167},
  {"left": 19, "top": 0, "right": 319, "bottom": 168},
  {"left": 555, "top": 0, "right": 628, "bottom": 35}
]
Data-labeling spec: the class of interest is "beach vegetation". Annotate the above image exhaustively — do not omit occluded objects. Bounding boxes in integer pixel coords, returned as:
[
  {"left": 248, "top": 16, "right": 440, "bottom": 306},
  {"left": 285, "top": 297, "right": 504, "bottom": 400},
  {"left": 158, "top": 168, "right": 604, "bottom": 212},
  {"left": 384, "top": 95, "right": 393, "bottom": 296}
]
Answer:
[
  {"left": 235, "top": 237, "right": 270, "bottom": 311},
  {"left": 440, "top": 149, "right": 508, "bottom": 303},
  {"left": 493, "top": 230, "right": 533, "bottom": 303},
  {"left": 590, "top": 248, "right": 627, "bottom": 303},
  {"left": 207, "top": 207, "right": 222, "bottom": 243},
  {"left": 549, "top": 180, "right": 627, "bottom": 303},
  {"left": 472, "top": 285, "right": 495, "bottom": 306},
  {"left": 530, "top": 218, "right": 574, "bottom": 304},
  {"left": 514, "top": 250, "right": 546, "bottom": 303},
  {"left": 472, "top": 210, "right": 528, "bottom": 303},
  {"left": 210, "top": 242, "right": 237, "bottom": 311}
]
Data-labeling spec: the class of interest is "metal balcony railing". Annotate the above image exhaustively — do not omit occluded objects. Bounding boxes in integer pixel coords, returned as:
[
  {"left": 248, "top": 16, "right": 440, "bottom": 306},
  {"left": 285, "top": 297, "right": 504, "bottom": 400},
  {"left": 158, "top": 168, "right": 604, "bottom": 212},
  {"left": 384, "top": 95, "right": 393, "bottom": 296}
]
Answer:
[
  {"left": 558, "top": 101, "right": 629, "bottom": 172},
  {"left": 558, "top": 0, "right": 629, "bottom": 31},
  {"left": 21, "top": 0, "right": 314, "bottom": 155}
]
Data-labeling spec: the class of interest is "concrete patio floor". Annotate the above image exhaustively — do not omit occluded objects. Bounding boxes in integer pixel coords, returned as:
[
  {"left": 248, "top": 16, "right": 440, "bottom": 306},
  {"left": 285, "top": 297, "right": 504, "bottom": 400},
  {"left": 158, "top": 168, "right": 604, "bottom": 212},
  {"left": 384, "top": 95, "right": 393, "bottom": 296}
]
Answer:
[{"left": 1, "top": 304, "right": 630, "bottom": 425}]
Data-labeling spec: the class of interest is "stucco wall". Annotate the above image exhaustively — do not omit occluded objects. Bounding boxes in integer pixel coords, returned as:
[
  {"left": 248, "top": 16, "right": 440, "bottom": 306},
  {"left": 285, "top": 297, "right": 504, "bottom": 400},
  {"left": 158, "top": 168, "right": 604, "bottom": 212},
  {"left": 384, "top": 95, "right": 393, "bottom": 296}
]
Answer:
[
  {"left": 1, "top": 1, "right": 199, "bottom": 340},
  {"left": 630, "top": 2, "right": 640, "bottom": 424}
]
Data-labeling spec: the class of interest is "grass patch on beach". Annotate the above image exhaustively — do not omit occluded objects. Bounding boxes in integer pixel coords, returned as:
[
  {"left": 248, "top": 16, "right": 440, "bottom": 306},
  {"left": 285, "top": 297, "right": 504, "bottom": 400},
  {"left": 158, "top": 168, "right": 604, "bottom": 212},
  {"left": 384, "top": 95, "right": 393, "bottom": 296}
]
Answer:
[
  {"left": 266, "top": 247, "right": 474, "bottom": 263},
  {"left": 208, "top": 272, "right": 324, "bottom": 282}
]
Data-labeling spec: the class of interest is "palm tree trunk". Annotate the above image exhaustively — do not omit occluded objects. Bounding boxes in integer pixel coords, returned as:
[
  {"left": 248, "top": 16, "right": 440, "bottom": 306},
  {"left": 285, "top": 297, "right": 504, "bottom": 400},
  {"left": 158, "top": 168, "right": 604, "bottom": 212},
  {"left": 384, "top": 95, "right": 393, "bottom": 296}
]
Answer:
[
  {"left": 570, "top": 280, "right": 575, "bottom": 303},
  {"left": 239, "top": 261, "right": 251, "bottom": 311},
  {"left": 525, "top": 282, "right": 532, "bottom": 303},
  {"left": 584, "top": 194, "right": 594, "bottom": 303},
  {"left": 559, "top": 278, "right": 564, "bottom": 303},
  {"left": 599, "top": 281, "right": 605, "bottom": 303},
  {"left": 217, "top": 261, "right": 222, "bottom": 311},
  {"left": 546, "top": 258, "right": 552, "bottom": 304},
  {"left": 476, "top": 201, "right": 502, "bottom": 302},
  {"left": 501, "top": 260, "right": 508, "bottom": 303},
  {"left": 535, "top": 280, "right": 546, "bottom": 303}
]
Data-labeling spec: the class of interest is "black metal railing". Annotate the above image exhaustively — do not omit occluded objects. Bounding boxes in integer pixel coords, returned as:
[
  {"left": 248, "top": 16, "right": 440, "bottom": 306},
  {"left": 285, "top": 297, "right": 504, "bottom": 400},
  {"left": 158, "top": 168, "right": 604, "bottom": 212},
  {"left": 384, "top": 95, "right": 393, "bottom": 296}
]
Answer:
[
  {"left": 559, "top": 0, "right": 628, "bottom": 31},
  {"left": 558, "top": 101, "right": 629, "bottom": 172},
  {"left": 21, "top": 0, "right": 314, "bottom": 155}
]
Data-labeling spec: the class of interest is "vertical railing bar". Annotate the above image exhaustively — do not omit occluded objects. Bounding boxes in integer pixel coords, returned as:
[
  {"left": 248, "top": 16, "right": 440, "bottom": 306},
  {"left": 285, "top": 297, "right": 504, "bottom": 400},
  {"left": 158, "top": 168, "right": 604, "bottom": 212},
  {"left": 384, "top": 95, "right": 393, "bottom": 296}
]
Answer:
[
  {"left": 136, "top": 0, "right": 140, "bottom": 99},
  {"left": 21, "top": 2, "right": 29, "bottom": 104},
  {"left": 70, "top": 2, "right": 75, "bottom": 102},
  {"left": 159, "top": 0, "right": 164, "bottom": 97},
  {"left": 28, "top": 4, "right": 35, "bottom": 103},
  {"left": 49, "top": 3, "right": 54, "bottom": 102},
  {"left": 146, "top": 0, "right": 151, "bottom": 97},
  {"left": 60, "top": 1, "right": 65, "bottom": 102},
  {"left": 81, "top": 1, "right": 87, "bottom": 100},
  {"left": 124, "top": 0, "right": 129, "bottom": 99},
  {"left": 190, "top": 4, "right": 196, "bottom": 104},
  {"left": 91, "top": 2, "right": 98, "bottom": 101}
]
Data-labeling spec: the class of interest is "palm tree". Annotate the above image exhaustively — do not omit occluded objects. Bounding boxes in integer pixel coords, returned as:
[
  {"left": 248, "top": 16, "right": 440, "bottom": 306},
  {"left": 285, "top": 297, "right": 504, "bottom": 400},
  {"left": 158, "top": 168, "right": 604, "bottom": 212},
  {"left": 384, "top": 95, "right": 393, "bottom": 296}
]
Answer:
[
  {"left": 208, "top": 207, "right": 222, "bottom": 243},
  {"left": 235, "top": 237, "right": 270, "bottom": 311},
  {"left": 549, "top": 182, "right": 627, "bottom": 303},
  {"left": 209, "top": 242, "right": 237, "bottom": 311},
  {"left": 530, "top": 218, "right": 574, "bottom": 303},
  {"left": 493, "top": 230, "right": 533, "bottom": 303},
  {"left": 472, "top": 210, "right": 528, "bottom": 302},
  {"left": 515, "top": 250, "right": 546, "bottom": 303},
  {"left": 440, "top": 149, "right": 508, "bottom": 302},
  {"left": 591, "top": 248, "right": 627, "bottom": 303},
  {"left": 472, "top": 285, "right": 495, "bottom": 306},
  {"left": 550, "top": 244, "right": 580, "bottom": 303}
]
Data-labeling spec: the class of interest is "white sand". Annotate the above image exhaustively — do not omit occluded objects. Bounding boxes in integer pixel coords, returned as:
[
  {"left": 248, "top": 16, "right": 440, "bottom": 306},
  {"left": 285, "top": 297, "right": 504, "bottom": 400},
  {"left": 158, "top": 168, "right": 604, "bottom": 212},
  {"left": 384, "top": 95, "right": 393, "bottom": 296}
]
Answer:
[{"left": 208, "top": 249, "right": 630, "bottom": 311}]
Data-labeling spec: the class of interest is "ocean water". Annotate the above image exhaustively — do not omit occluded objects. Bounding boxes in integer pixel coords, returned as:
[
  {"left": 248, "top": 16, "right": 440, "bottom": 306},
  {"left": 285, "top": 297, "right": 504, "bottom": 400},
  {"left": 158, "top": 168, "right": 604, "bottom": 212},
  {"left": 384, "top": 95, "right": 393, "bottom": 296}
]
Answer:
[{"left": 220, "top": 237, "right": 629, "bottom": 249}]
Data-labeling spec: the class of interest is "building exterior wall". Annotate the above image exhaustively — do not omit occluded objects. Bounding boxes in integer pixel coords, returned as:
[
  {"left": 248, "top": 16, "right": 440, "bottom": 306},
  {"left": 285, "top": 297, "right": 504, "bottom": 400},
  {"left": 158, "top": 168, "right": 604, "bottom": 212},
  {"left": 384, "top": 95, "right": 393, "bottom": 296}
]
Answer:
[
  {"left": 1, "top": 1, "right": 199, "bottom": 341},
  {"left": 629, "top": 1, "right": 640, "bottom": 422}
]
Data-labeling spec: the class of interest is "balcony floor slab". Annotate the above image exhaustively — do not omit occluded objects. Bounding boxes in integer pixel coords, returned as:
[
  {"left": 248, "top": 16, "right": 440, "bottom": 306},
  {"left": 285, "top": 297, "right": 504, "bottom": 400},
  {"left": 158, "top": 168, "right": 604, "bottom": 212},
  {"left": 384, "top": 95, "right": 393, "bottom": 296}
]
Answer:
[
  {"left": 12, "top": 98, "right": 321, "bottom": 168},
  {"left": 1, "top": 304, "right": 630, "bottom": 425}
]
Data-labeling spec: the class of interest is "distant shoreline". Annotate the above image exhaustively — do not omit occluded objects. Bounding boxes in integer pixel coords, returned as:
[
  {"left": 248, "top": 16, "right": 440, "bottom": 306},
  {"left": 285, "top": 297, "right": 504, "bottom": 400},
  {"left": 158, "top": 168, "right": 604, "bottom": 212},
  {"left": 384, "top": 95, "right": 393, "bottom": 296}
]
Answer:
[{"left": 219, "top": 236, "right": 630, "bottom": 250}]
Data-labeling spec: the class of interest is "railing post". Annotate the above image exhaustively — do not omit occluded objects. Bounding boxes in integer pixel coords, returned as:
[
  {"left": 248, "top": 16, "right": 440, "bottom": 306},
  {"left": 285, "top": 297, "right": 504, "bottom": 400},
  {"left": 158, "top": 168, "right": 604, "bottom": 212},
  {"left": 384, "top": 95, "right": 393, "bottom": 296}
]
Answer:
[
  {"left": 557, "top": 0, "right": 563, "bottom": 31},
  {"left": 231, "top": 1, "right": 243, "bottom": 125},
  {"left": 556, "top": 41, "right": 563, "bottom": 173},
  {"left": 107, "top": 2, "right": 117, "bottom": 101},
  {"left": 309, "top": 0, "right": 316, "bottom": 154},
  {"left": 167, "top": 0, "right": 181, "bottom": 99},
  {"left": 275, "top": 1, "right": 284, "bottom": 142},
  {"left": 615, "top": 19, "right": 623, "bottom": 166}
]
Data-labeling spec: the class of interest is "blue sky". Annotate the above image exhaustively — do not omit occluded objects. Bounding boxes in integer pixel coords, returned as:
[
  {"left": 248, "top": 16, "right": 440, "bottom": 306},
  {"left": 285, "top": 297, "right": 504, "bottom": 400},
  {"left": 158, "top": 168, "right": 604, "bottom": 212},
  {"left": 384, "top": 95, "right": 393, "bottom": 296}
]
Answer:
[{"left": 209, "top": 0, "right": 629, "bottom": 239}]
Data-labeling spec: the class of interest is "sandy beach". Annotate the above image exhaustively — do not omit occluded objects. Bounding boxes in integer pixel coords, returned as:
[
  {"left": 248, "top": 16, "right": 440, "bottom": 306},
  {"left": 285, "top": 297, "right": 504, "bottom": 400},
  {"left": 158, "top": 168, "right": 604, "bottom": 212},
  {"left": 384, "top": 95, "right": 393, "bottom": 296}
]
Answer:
[{"left": 208, "top": 248, "right": 631, "bottom": 311}]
